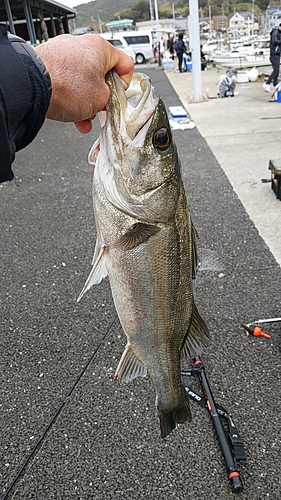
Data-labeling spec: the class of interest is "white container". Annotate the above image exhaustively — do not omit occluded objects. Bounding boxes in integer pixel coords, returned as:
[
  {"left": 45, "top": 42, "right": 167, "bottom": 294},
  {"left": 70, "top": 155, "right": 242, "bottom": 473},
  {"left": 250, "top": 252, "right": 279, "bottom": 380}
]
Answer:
[{"left": 236, "top": 71, "right": 249, "bottom": 83}]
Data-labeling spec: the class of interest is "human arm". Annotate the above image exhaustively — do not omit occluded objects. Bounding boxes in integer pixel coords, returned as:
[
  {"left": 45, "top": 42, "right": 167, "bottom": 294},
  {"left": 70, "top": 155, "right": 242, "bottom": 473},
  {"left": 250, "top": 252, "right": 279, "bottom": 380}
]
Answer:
[
  {"left": 35, "top": 34, "right": 134, "bottom": 133},
  {"left": 0, "top": 24, "right": 50, "bottom": 182},
  {"left": 0, "top": 31, "right": 134, "bottom": 182}
]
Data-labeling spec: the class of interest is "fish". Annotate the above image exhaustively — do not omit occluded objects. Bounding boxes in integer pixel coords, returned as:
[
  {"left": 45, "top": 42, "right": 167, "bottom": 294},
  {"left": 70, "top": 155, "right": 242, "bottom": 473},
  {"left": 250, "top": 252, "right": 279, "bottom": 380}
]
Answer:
[{"left": 78, "top": 71, "right": 209, "bottom": 438}]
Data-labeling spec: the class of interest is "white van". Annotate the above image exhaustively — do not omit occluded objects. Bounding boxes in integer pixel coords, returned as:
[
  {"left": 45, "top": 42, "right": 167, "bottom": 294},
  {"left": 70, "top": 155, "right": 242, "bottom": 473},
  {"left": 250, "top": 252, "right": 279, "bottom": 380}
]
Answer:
[
  {"left": 118, "top": 31, "right": 154, "bottom": 64},
  {"left": 100, "top": 33, "right": 136, "bottom": 63}
]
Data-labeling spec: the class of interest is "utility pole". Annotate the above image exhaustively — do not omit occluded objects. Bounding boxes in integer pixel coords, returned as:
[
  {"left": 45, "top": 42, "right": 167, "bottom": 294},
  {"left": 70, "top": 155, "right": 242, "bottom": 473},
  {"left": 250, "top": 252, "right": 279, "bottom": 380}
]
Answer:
[
  {"left": 154, "top": 0, "right": 161, "bottom": 65},
  {"left": 189, "top": 0, "right": 203, "bottom": 101},
  {"left": 252, "top": 0, "right": 255, "bottom": 36},
  {"left": 97, "top": 10, "right": 102, "bottom": 34}
]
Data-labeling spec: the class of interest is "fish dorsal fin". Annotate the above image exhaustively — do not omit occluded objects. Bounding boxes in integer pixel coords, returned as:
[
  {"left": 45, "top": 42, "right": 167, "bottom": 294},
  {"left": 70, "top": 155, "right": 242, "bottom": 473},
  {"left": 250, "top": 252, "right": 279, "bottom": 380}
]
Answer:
[
  {"left": 114, "top": 223, "right": 160, "bottom": 251},
  {"left": 180, "top": 304, "right": 209, "bottom": 358},
  {"left": 77, "top": 245, "right": 108, "bottom": 302},
  {"left": 115, "top": 346, "right": 147, "bottom": 383}
]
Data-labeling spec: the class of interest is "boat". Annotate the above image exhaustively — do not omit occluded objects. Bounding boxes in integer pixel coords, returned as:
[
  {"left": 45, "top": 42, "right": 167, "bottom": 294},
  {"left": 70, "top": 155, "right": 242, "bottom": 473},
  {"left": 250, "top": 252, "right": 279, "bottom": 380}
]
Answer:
[
  {"left": 214, "top": 52, "right": 270, "bottom": 69},
  {"left": 210, "top": 37, "right": 270, "bottom": 69}
]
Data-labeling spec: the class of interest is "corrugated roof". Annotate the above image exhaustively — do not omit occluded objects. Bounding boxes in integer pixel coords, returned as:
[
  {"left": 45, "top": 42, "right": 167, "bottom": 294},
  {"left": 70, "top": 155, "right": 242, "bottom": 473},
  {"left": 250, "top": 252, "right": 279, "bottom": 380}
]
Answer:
[{"left": 0, "top": 0, "right": 76, "bottom": 24}]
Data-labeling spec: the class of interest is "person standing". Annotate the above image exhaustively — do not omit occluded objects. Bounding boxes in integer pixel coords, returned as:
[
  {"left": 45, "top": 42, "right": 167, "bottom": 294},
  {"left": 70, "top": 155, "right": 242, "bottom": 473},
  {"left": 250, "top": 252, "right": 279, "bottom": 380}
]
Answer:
[
  {"left": 176, "top": 33, "right": 186, "bottom": 73},
  {"left": 263, "top": 23, "right": 281, "bottom": 92},
  {"left": 167, "top": 36, "right": 174, "bottom": 60}
]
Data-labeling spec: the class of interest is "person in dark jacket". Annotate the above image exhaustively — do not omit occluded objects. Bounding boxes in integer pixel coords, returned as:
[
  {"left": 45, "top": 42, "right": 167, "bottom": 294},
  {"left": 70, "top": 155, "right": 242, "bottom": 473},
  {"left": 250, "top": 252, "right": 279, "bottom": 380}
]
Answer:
[
  {"left": 167, "top": 36, "right": 174, "bottom": 60},
  {"left": 175, "top": 33, "right": 186, "bottom": 73},
  {"left": 263, "top": 23, "right": 281, "bottom": 92},
  {"left": 0, "top": 24, "right": 134, "bottom": 184}
]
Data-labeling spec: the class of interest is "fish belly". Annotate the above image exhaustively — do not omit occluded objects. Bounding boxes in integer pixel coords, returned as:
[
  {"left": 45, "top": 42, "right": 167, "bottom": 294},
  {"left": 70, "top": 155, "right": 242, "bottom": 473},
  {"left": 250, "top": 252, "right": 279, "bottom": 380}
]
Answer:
[{"left": 96, "top": 182, "right": 194, "bottom": 437}]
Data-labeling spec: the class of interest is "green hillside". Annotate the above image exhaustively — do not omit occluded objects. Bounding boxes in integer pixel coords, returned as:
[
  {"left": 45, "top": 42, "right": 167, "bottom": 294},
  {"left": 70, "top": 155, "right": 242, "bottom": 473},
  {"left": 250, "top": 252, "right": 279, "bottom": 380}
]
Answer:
[
  {"left": 71, "top": 0, "right": 271, "bottom": 30},
  {"left": 72, "top": 0, "right": 172, "bottom": 29}
]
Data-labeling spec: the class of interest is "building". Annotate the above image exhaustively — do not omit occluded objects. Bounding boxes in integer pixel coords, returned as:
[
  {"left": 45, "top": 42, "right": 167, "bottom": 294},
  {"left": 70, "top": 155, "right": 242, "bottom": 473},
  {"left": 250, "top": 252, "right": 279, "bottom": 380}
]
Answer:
[
  {"left": 269, "top": 9, "right": 281, "bottom": 29},
  {"left": 228, "top": 12, "right": 259, "bottom": 36},
  {"left": 0, "top": 0, "right": 76, "bottom": 44},
  {"left": 106, "top": 19, "right": 134, "bottom": 32},
  {"left": 212, "top": 15, "right": 228, "bottom": 33}
]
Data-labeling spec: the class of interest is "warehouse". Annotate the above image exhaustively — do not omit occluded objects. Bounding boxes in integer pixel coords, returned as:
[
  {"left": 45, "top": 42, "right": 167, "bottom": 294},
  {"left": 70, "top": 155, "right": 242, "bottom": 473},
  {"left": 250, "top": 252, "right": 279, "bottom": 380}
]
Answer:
[{"left": 0, "top": 0, "right": 76, "bottom": 44}]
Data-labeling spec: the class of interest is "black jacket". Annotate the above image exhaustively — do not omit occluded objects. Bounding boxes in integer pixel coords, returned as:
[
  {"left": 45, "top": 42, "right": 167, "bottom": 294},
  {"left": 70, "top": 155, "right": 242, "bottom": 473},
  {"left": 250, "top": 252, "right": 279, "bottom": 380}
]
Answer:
[
  {"left": 0, "top": 25, "right": 51, "bottom": 183},
  {"left": 175, "top": 39, "right": 186, "bottom": 55},
  {"left": 270, "top": 27, "right": 281, "bottom": 56}
]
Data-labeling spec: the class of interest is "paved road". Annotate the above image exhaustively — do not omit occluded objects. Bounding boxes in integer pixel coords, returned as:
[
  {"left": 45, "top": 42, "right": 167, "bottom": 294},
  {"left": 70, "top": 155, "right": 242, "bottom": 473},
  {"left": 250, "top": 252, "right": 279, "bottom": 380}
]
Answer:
[
  {"left": 165, "top": 65, "right": 281, "bottom": 267},
  {"left": 0, "top": 68, "right": 280, "bottom": 499}
]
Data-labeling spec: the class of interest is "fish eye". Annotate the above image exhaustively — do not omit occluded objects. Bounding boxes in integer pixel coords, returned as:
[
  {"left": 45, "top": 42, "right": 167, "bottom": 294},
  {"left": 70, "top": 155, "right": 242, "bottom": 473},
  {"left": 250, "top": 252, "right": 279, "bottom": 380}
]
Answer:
[{"left": 153, "top": 128, "right": 170, "bottom": 151}]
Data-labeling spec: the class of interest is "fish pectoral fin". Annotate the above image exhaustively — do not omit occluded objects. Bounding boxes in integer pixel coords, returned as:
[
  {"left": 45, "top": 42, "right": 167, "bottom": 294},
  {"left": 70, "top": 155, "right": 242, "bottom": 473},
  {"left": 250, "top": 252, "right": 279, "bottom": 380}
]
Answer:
[
  {"left": 88, "top": 137, "right": 100, "bottom": 165},
  {"left": 114, "top": 346, "right": 147, "bottom": 383},
  {"left": 113, "top": 223, "right": 161, "bottom": 251},
  {"left": 180, "top": 303, "right": 209, "bottom": 358},
  {"left": 77, "top": 246, "right": 108, "bottom": 302}
]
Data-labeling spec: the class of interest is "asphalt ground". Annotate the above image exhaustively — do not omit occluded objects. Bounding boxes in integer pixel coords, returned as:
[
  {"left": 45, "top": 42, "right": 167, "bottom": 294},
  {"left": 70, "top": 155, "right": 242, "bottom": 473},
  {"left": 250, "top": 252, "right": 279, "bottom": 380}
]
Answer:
[{"left": 0, "top": 67, "right": 281, "bottom": 500}]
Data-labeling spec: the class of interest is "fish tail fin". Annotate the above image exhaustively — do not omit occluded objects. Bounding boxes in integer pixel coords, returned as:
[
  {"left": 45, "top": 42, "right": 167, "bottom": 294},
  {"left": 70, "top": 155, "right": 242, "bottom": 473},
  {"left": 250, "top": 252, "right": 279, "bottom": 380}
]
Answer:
[
  {"left": 181, "top": 303, "right": 209, "bottom": 358},
  {"left": 158, "top": 390, "right": 191, "bottom": 439}
]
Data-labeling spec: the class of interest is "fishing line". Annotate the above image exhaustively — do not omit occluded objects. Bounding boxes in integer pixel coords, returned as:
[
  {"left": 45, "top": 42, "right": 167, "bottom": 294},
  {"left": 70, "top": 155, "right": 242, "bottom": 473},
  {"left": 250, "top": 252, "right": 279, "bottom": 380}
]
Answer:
[{"left": 2, "top": 314, "right": 118, "bottom": 500}]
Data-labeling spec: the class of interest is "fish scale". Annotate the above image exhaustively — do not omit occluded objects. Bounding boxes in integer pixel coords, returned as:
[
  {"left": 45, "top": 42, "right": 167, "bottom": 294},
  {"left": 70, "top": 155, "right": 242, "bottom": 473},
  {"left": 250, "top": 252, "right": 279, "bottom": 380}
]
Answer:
[{"left": 78, "top": 71, "right": 209, "bottom": 438}]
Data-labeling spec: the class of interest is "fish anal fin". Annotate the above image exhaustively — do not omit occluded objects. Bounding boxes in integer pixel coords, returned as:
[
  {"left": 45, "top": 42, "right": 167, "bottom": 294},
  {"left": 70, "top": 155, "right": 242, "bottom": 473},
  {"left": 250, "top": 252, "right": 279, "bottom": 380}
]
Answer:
[
  {"left": 158, "top": 393, "right": 191, "bottom": 439},
  {"left": 114, "top": 346, "right": 147, "bottom": 384},
  {"left": 113, "top": 223, "right": 160, "bottom": 251},
  {"left": 180, "top": 304, "right": 209, "bottom": 359},
  {"left": 77, "top": 246, "right": 108, "bottom": 302}
]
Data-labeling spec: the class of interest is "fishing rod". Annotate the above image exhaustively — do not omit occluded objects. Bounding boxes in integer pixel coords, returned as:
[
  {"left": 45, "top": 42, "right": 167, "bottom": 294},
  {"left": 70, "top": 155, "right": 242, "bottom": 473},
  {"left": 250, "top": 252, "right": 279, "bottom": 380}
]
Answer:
[
  {"left": 242, "top": 316, "right": 281, "bottom": 338},
  {"left": 182, "top": 357, "right": 246, "bottom": 494}
]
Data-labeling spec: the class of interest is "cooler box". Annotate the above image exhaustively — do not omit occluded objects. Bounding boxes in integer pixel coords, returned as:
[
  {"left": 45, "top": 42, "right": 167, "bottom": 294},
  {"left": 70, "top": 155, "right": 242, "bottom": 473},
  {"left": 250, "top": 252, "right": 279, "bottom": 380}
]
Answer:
[
  {"left": 268, "top": 159, "right": 281, "bottom": 200},
  {"left": 162, "top": 59, "right": 174, "bottom": 70},
  {"left": 169, "top": 106, "right": 188, "bottom": 122}
]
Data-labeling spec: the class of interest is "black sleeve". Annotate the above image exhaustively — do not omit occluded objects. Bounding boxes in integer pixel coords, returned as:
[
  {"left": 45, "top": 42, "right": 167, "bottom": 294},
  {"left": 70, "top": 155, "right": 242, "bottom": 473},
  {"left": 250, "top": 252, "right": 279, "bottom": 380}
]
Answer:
[
  {"left": 0, "top": 25, "right": 51, "bottom": 183},
  {"left": 271, "top": 29, "right": 281, "bottom": 48}
]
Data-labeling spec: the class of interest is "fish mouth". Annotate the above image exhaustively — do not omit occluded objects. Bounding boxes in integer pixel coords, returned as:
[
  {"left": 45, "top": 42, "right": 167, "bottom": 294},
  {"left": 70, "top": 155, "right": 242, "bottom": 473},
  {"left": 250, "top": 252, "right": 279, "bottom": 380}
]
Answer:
[{"left": 105, "top": 71, "right": 159, "bottom": 141}]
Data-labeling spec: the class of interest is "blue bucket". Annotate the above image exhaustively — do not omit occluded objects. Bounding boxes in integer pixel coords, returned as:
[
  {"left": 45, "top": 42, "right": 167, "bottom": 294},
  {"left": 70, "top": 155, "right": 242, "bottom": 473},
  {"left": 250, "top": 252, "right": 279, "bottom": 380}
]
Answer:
[{"left": 276, "top": 91, "right": 281, "bottom": 102}]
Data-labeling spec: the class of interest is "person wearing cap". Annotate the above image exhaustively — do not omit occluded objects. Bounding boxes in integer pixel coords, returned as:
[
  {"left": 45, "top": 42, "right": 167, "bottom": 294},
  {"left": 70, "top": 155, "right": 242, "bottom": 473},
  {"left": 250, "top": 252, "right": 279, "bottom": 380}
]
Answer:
[
  {"left": 263, "top": 23, "right": 281, "bottom": 92},
  {"left": 0, "top": 25, "right": 134, "bottom": 183}
]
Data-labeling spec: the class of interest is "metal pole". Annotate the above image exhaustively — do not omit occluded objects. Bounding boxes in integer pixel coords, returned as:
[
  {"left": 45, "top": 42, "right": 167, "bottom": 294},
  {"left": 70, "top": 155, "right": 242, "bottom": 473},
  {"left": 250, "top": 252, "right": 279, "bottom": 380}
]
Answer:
[
  {"left": 4, "top": 0, "right": 16, "bottom": 34},
  {"left": 189, "top": 0, "right": 203, "bottom": 101},
  {"left": 149, "top": 0, "right": 154, "bottom": 21},
  {"left": 50, "top": 10, "right": 56, "bottom": 37},
  {"left": 98, "top": 10, "right": 102, "bottom": 34},
  {"left": 154, "top": 0, "right": 161, "bottom": 66},
  {"left": 22, "top": 0, "right": 37, "bottom": 44}
]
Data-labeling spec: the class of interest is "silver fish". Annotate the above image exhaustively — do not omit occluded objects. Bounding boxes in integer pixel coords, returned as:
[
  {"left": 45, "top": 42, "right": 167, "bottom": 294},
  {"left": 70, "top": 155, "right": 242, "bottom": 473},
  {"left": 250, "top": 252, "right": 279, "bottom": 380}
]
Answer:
[{"left": 78, "top": 71, "right": 208, "bottom": 438}]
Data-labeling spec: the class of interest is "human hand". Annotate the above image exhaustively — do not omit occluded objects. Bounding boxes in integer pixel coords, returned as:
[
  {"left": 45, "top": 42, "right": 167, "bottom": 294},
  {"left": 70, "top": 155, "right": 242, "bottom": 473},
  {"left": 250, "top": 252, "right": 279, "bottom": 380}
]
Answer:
[{"left": 35, "top": 34, "right": 134, "bottom": 133}]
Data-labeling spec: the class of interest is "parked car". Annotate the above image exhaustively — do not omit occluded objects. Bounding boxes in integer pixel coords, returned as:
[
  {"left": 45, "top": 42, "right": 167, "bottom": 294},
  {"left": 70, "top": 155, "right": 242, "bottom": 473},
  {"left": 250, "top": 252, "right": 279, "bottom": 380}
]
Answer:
[
  {"left": 117, "top": 31, "right": 154, "bottom": 64},
  {"left": 100, "top": 33, "right": 136, "bottom": 63}
]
